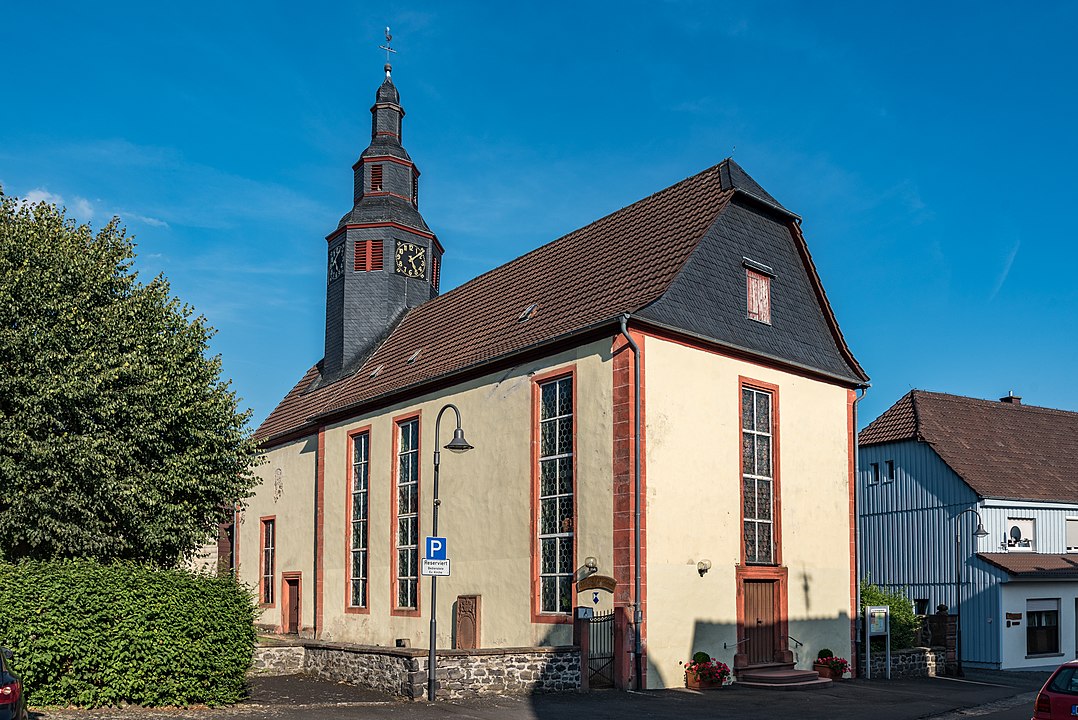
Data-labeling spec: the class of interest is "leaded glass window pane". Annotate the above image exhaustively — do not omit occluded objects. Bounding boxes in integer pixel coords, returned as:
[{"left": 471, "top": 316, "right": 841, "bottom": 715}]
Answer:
[
  {"left": 350, "top": 430, "right": 371, "bottom": 606},
  {"left": 395, "top": 419, "right": 419, "bottom": 609},
  {"left": 537, "top": 375, "right": 573, "bottom": 615},
  {"left": 741, "top": 387, "right": 774, "bottom": 565}
]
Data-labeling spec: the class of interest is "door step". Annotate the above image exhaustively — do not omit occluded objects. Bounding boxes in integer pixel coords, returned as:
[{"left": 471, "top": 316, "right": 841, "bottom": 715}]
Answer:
[{"left": 737, "top": 666, "right": 832, "bottom": 690}]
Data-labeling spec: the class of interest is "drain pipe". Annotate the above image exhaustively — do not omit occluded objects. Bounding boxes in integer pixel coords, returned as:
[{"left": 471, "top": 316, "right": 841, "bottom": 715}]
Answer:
[
  {"left": 853, "top": 385, "right": 868, "bottom": 675},
  {"left": 619, "top": 314, "right": 643, "bottom": 690}
]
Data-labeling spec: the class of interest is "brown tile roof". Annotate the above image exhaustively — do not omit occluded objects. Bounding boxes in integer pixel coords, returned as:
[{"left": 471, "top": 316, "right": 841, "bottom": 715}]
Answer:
[
  {"left": 978, "top": 553, "right": 1078, "bottom": 578},
  {"left": 256, "top": 163, "right": 736, "bottom": 443},
  {"left": 860, "top": 390, "right": 1078, "bottom": 503}
]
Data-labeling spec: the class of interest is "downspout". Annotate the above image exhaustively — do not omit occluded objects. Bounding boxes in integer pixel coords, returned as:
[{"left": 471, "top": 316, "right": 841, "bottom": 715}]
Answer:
[
  {"left": 853, "top": 385, "right": 868, "bottom": 672},
  {"left": 619, "top": 314, "right": 643, "bottom": 690}
]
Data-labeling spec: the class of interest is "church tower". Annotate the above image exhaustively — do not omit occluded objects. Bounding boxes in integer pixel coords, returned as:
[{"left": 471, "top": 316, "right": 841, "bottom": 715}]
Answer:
[{"left": 323, "top": 59, "right": 443, "bottom": 381}]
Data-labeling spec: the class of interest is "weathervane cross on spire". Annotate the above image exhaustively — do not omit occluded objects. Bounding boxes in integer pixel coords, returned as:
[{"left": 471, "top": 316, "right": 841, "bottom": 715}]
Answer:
[{"left": 379, "top": 26, "right": 396, "bottom": 77}]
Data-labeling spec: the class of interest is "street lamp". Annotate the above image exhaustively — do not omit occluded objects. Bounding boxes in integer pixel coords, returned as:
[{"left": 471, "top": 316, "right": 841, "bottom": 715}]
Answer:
[
  {"left": 428, "top": 403, "right": 473, "bottom": 702},
  {"left": 953, "top": 507, "right": 989, "bottom": 677}
]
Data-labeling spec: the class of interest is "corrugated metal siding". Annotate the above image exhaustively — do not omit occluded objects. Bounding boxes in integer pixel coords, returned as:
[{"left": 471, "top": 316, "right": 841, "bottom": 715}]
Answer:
[
  {"left": 979, "top": 504, "right": 1078, "bottom": 554},
  {"left": 859, "top": 440, "right": 1003, "bottom": 666}
]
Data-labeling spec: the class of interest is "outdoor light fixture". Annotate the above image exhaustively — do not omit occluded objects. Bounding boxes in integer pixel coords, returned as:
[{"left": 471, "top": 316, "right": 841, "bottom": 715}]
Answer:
[
  {"left": 573, "top": 557, "right": 599, "bottom": 583},
  {"left": 953, "top": 507, "right": 989, "bottom": 677},
  {"left": 697, "top": 559, "right": 712, "bottom": 577},
  {"left": 428, "top": 403, "right": 474, "bottom": 702}
]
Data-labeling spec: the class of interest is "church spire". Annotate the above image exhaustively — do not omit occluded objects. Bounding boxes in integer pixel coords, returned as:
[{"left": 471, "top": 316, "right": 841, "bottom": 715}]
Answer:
[{"left": 321, "top": 34, "right": 442, "bottom": 382}]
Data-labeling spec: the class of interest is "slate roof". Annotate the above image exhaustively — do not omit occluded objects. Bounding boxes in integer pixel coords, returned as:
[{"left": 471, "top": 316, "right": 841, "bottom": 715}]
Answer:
[
  {"left": 256, "top": 159, "right": 867, "bottom": 445},
  {"left": 859, "top": 390, "right": 1078, "bottom": 503},
  {"left": 978, "top": 553, "right": 1078, "bottom": 579}
]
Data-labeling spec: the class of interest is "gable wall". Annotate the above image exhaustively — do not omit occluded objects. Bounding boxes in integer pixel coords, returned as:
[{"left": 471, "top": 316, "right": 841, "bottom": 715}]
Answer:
[
  {"left": 858, "top": 440, "right": 1001, "bottom": 666},
  {"left": 643, "top": 334, "right": 855, "bottom": 686}
]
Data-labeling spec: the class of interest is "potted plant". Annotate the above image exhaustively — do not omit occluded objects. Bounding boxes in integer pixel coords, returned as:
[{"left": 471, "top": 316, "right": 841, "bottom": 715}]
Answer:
[
  {"left": 682, "top": 651, "right": 731, "bottom": 690},
  {"left": 812, "top": 649, "right": 850, "bottom": 680}
]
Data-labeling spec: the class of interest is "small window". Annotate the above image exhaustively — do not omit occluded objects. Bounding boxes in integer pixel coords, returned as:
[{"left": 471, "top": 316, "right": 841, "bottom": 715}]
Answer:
[
  {"left": 869, "top": 462, "right": 880, "bottom": 485},
  {"left": 1027, "top": 599, "right": 1059, "bottom": 655},
  {"left": 884, "top": 460, "right": 895, "bottom": 483},
  {"left": 261, "top": 518, "right": 275, "bottom": 605},
  {"left": 1067, "top": 518, "right": 1078, "bottom": 553},
  {"left": 914, "top": 598, "right": 930, "bottom": 615},
  {"left": 430, "top": 253, "right": 440, "bottom": 291},
  {"left": 747, "top": 269, "right": 771, "bottom": 324},
  {"left": 412, "top": 173, "right": 419, "bottom": 207},
  {"left": 370, "top": 164, "right": 383, "bottom": 192},
  {"left": 1007, "top": 518, "right": 1035, "bottom": 551}
]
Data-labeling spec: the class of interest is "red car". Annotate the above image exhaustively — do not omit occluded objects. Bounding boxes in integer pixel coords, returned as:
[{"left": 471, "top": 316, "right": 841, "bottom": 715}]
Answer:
[
  {"left": 0, "top": 648, "right": 26, "bottom": 720},
  {"left": 1034, "top": 659, "right": 1078, "bottom": 719}
]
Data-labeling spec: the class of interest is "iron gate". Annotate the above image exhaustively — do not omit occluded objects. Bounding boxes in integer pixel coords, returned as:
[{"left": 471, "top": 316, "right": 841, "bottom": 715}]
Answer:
[{"left": 588, "top": 610, "right": 615, "bottom": 688}]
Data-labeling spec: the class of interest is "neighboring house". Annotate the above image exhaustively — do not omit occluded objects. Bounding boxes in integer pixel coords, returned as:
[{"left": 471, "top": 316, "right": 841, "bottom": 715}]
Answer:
[
  {"left": 233, "top": 63, "right": 869, "bottom": 689},
  {"left": 859, "top": 390, "right": 1078, "bottom": 670}
]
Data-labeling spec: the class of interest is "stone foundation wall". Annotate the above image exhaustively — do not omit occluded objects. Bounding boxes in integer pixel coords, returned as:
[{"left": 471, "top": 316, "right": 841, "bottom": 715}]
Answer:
[
  {"left": 251, "top": 645, "right": 305, "bottom": 674},
  {"left": 867, "top": 647, "right": 945, "bottom": 679},
  {"left": 253, "top": 640, "right": 580, "bottom": 699}
]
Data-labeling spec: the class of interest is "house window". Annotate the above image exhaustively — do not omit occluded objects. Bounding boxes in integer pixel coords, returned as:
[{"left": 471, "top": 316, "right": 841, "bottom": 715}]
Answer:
[
  {"left": 370, "top": 164, "right": 383, "bottom": 192},
  {"left": 1067, "top": 519, "right": 1078, "bottom": 553},
  {"left": 1027, "top": 599, "right": 1060, "bottom": 655},
  {"left": 884, "top": 460, "right": 895, "bottom": 483},
  {"left": 746, "top": 269, "right": 771, "bottom": 324},
  {"left": 395, "top": 418, "right": 420, "bottom": 610},
  {"left": 260, "top": 518, "right": 275, "bottom": 605},
  {"left": 869, "top": 463, "right": 880, "bottom": 485},
  {"left": 538, "top": 375, "right": 574, "bottom": 614},
  {"left": 742, "top": 386, "right": 774, "bottom": 564},
  {"left": 914, "top": 598, "right": 930, "bottom": 615},
  {"left": 1006, "top": 518, "right": 1035, "bottom": 551},
  {"left": 349, "top": 431, "right": 370, "bottom": 608}
]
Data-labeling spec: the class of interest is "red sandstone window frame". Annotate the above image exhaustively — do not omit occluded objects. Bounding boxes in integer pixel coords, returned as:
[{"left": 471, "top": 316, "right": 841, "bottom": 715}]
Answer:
[
  {"left": 345, "top": 426, "right": 372, "bottom": 614},
  {"left": 259, "top": 516, "right": 276, "bottom": 608},
  {"left": 390, "top": 411, "right": 422, "bottom": 617},
  {"left": 738, "top": 377, "right": 782, "bottom": 566},
  {"left": 530, "top": 366, "right": 577, "bottom": 624}
]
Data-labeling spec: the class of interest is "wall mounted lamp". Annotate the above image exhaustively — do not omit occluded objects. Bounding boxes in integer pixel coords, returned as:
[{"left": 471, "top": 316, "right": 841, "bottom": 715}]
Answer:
[{"left": 697, "top": 559, "right": 712, "bottom": 577}]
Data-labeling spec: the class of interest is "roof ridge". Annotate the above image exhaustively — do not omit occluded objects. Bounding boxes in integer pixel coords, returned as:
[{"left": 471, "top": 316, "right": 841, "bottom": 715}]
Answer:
[{"left": 912, "top": 389, "right": 1078, "bottom": 418}]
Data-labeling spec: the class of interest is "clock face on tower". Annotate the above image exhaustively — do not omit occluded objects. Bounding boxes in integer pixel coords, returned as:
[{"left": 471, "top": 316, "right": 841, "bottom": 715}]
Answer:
[
  {"left": 328, "top": 243, "right": 345, "bottom": 283},
  {"left": 394, "top": 241, "right": 426, "bottom": 279}
]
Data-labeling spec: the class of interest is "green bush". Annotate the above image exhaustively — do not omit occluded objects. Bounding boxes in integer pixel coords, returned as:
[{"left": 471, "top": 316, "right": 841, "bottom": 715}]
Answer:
[
  {"left": 0, "top": 560, "right": 255, "bottom": 707},
  {"left": 692, "top": 651, "right": 710, "bottom": 663},
  {"left": 860, "top": 580, "right": 919, "bottom": 649},
  {"left": 816, "top": 648, "right": 834, "bottom": 659}
]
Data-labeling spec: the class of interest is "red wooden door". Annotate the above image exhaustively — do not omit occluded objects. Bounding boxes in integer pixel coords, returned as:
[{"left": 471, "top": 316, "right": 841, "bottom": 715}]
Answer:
[
  {"left": 285, "top": 578, "right": 300, "bottom": 634},
  {"left": 745, "top": 580, "right": 776, "bottom": 665}
]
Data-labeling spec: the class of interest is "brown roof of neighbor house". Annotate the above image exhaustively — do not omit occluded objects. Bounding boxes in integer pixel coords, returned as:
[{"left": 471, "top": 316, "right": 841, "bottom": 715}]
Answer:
[
  {"left": 256, "top": 159, "right": 867, "bottom": 445},
  {"left": 978, "top": 553, "right": 1078, "bottom": 578},
  {"left": 859, "top": 390, "right": 1078, "bottom": 503}
]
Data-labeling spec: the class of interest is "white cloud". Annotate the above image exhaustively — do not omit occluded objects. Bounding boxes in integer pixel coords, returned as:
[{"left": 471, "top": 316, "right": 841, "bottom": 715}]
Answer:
[
  {"left": 22, "top": 188, "right": 64, "bottom": 206},
  {"left": 18, "top": 188, "right": 94, "bottom": 221}
]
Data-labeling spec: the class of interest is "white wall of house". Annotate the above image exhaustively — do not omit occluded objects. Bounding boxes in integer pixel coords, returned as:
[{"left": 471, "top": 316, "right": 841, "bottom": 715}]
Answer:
[{"left": 1000, "top": 581, "right": 1078, "bottom": 669}]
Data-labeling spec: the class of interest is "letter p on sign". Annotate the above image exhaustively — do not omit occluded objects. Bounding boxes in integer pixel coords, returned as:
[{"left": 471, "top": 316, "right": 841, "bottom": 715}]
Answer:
[{"left": 426, "top": 536, "right": 447, "bottom": 560}]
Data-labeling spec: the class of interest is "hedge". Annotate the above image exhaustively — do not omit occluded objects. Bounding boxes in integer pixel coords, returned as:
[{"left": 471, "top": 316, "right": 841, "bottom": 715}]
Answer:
[
  {"left": 0, "top": 560, "right": 256, "bottom": 707},
  {"left": 860, "top": 580, "right": 919, "bottom": 649}
]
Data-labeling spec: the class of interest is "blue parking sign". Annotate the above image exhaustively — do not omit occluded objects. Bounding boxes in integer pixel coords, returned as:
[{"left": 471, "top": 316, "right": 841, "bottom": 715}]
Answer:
[{"left": 425, "top": 536, "right": 447, "bottom": 560}]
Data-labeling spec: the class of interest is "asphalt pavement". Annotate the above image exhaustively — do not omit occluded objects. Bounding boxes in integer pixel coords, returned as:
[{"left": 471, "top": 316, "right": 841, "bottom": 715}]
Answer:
[{"left": 28, "top": 669, "right": 1051, "bottom": 720}]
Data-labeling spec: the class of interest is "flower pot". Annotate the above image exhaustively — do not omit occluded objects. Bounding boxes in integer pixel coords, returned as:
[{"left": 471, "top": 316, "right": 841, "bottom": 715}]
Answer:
[
  {"left": 685, "top": 675, "right": 726, "bottom": 690},
  {"left": 813, "top": 663, "right": 839, "bottom": 680}
]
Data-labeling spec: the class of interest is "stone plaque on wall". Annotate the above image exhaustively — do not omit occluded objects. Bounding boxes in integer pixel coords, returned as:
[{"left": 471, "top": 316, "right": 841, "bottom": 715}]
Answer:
[{"left": 455, "top": 595, "right": 481, "bottom": 650}]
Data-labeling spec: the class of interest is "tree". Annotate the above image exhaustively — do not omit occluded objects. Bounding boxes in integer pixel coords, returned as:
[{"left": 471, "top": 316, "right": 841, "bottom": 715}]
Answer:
[{"left": 0, "top": 189, "right": 259, "bottom": 565}]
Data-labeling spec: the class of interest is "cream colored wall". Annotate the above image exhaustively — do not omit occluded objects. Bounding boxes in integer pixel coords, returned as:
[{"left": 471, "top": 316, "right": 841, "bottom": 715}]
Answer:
[
  {"left": 644, "top": 336, "right": 853, "bottom": 688},
  {"left": 239, "top": 435, "right": 318, "bottom": 633},
  {"left": 317, "top": 338, "right": 614, "bottom": 649}
]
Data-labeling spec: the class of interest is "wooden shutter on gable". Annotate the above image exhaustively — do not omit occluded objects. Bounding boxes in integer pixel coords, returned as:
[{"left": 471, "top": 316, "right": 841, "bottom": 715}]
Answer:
[{"left": 747, "top": 269, "right": 771, "bottom": 324}]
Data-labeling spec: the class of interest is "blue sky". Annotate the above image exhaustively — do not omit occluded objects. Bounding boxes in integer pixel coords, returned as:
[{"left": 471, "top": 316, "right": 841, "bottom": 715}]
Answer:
[{"left": 2, "top": 2, "right": 1075, "bottom": 428}]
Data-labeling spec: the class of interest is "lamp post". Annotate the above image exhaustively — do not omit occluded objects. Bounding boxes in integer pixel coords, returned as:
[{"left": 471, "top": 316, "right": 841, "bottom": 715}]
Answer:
[
  {"left": 428, "top": 403, "right": 473, "bottom": 702},
  {"left": 953, "top": 507, "right": 989, "bottom": 677}
]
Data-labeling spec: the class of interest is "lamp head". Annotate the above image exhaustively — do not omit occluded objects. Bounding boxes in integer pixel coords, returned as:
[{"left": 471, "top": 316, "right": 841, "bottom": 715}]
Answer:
[
  {"left": 445, "top": 427, "right": 474, "bottom": 453},
  {"left": 974, "top": 522, "right": 989, "bottom": 539}
]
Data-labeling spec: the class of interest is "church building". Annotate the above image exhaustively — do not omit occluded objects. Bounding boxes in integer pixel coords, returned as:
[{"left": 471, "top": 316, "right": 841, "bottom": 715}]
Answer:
[{"left": 236, "top": 61, "right": 869, "bottom": 690}]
